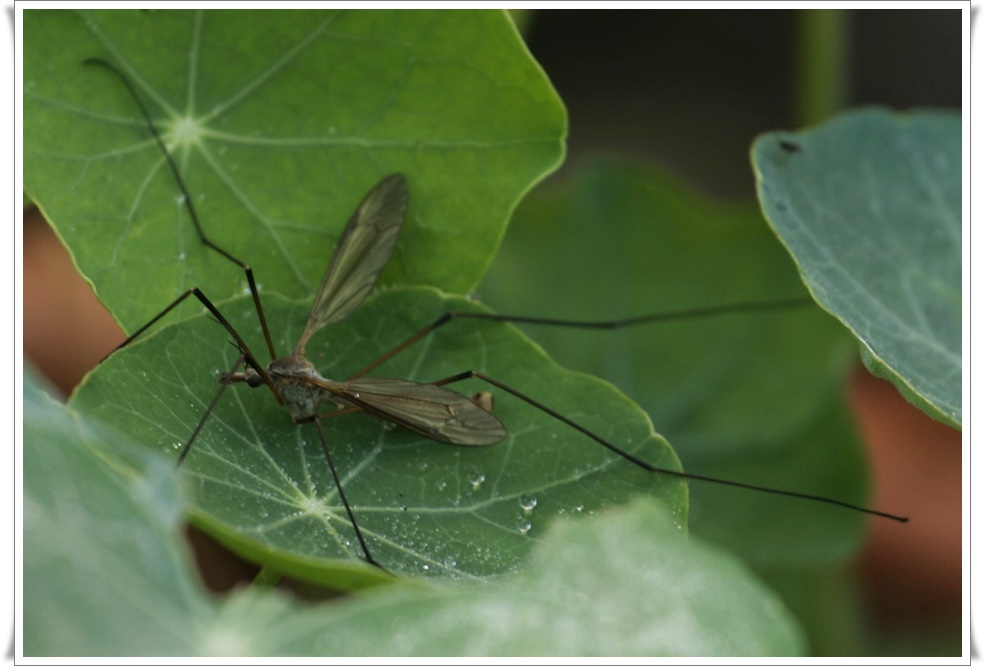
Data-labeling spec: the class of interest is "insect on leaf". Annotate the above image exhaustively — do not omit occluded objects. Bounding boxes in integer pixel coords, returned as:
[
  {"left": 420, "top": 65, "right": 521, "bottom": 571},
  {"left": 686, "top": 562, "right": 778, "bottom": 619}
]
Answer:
[{"left": 71, "top": 287, "right": 687, "bottom": 585}]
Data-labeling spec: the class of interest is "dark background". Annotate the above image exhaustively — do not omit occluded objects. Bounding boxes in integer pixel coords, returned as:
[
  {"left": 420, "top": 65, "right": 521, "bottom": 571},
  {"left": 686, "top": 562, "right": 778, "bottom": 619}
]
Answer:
[{"left": 522, "top": 10, "right": 961, "bottom": 196}]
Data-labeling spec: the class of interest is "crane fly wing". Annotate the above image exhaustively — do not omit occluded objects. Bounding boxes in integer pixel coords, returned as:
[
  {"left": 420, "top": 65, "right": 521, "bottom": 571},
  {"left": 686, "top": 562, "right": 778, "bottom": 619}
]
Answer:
[
  {"left": 309, "top": 376, "right": 507, "bottom": 446},
  {"left": 294, "top": 173, "right": 409, "bottom": 355}
]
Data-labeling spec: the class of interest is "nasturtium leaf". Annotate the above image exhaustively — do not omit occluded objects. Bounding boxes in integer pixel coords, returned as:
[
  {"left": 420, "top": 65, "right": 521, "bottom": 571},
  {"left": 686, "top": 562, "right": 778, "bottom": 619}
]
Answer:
[
  {"left": 70, "top": 286, "right": 686, "bottom": 585},
  {"left": 26, "top": 373, "right": 803, "bottom": 656},
  {"left": 24, "top": 8, "right": 565, "bottom": 333},
  {"left": 301, "top": 499, "right": 806, "bottom": 656},
  {"left": 25, "top": 370, "right": 212, "bottom": 656},
  {"left": 752, "top": 108, "right": 961, "bottom": 427},
  {"left": 480, "top": 161, "right": 874, "bottom": 567}
]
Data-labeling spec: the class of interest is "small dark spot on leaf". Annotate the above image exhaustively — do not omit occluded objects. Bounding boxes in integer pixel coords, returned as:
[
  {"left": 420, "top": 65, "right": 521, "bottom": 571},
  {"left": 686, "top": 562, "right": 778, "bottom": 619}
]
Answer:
[{"left": 779, "top": 140, "right": 801, "bottom": 153}]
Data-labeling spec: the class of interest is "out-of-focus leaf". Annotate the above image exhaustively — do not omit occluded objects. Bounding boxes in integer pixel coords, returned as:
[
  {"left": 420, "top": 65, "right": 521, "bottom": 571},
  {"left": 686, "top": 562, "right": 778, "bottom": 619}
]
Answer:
[
  {"left": 301, "top": 499, "right": 807, "bottom": 656},
  {"left": 480, "top": 161, "right": 876, "bottom": 567},
  {"left": 24, "top": 371, "right": 211, "bottom": 655},
  {"left": 753, "top": 108, "right": 961, "bottom": 427}
]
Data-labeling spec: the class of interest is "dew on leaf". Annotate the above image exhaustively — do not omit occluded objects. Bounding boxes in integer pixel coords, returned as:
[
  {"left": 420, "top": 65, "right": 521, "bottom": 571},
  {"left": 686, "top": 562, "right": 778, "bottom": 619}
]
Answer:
[
  {"left": 516, "top": 518, "right": 532, "bottom": 535},
  {"left": 468, "top": 469, "right": 486, "bottom": 490}
]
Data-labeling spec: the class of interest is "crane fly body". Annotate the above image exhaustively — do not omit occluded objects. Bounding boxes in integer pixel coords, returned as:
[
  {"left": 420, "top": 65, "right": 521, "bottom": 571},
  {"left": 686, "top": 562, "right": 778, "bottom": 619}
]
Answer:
[{"left": 217, "top": 173, "right": 506, "bottom": 447}]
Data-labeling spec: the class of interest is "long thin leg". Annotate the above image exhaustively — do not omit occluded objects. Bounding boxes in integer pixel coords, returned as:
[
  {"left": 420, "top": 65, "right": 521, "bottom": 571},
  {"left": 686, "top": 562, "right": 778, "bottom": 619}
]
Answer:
[
  {"left": 104, "top": 279, "right": 282, "bottom": 406},
  {"left": 103, "top": 287, "right": 201, "bottom": 361},
  {"left": 310, "top": 418, "right": 386, "bottom": 571},
  {"left": 157, "top": 288, "right": 283, "bottom": 404},
  {"left": 347, "top": 296, "right": 814, "bottom": 380},
  {"left": 176, "top": 354, "right": 245, "bottom": 467},
  {"left": 86, "top": 57, "right": 277, "bottom": 361},
  {"left": 175, "top": 358, "right": 384, "bottom": 570},
  {"left": 427, "top": 370, "right": 909, "bottom": 523}
]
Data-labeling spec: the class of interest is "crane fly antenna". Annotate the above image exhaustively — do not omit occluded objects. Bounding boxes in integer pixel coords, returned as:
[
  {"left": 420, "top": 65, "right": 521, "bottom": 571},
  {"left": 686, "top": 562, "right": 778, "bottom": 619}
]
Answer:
[{"left": 85, "top": 57, "right": 278, "bottom": 362}]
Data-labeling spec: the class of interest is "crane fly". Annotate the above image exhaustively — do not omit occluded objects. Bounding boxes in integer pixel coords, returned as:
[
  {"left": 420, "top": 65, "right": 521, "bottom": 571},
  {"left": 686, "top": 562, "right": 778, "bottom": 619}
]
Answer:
[{"left": 86, "top": 58, "right": 907, "bottom": 576}]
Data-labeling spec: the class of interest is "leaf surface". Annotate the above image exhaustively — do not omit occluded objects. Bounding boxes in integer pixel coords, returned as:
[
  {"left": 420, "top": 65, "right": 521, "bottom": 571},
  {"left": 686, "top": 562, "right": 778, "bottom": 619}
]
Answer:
[
  {"left": 70, "top": 287, "right": 687, "bottom": 585},
  {"left": 752, "top": 108, "right": 961, "bottom": 427},
  {"left": 27, "top": 371, "right": 804, "bottom": 655},
  {"left": 480, "top": 161, "right": 876, "bottom": 567},
  {"left": 24, "top": 8, "right": 565, "bottom": 331}
]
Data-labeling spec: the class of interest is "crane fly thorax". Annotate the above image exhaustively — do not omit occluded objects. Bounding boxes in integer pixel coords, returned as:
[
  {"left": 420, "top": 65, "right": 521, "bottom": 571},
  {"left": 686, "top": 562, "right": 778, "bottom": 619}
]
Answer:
[
  {"left": 264, "top": 354, "right": 341, "bottom": 420},
  {"left": 221, "top": 354, "right": 345, "bottom": 421},
  {"left": 267, "top": 354, "right": 318, "bottom": 379}
]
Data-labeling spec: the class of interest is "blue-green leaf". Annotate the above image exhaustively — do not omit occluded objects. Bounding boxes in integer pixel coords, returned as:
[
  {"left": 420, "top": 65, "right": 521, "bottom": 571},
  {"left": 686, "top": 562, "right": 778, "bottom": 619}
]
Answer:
[{"left": 753, "top": 108, "right": 961, "bottom": 427}]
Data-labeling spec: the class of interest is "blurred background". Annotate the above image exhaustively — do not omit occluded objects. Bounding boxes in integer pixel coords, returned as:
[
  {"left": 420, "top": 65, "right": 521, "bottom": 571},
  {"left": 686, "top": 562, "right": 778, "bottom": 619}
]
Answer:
[
  {"left": 516, "top": 9, "right": 963, "bottom": 657},
  {"left": 23, "top": 8, "right": 963, "bottom": 657}
]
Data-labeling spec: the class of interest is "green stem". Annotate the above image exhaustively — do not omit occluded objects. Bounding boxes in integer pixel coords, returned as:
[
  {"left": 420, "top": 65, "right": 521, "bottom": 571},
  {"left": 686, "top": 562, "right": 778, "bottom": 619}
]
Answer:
[
  {"left": 251, "top": 565, "right": 283, "bottom": 588},
  {"left": 796, "top": 9, "right": 851, "bottom": 127}
]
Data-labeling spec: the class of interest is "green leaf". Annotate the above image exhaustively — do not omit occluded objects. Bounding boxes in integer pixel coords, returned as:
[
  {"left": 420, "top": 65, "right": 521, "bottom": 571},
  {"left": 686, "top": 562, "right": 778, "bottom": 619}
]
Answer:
[
  {"left": 27, "top": 371, "right": 804, "bottom": 657},
  {"left": 752, "top": 108, "right": 961, "bottom": 427},
  {"left": 24, "top": 380, "right": 804, "bottom": 657},
  {"left": 480, "top": 160, "right": 875, "bottom": 567},
  {"left": 28, "top": 7, "right": 691, "bottom": 592},
  {"left": 24, "top": 370, "right": 213, "bottom": 656},
  {"left": 69, "top": 286, "right": 686, "bottom": 585},
  {"left": 24, "top": 8, "right": 565, "bottom": 332},
  {"left": 762, "top": 565, "right": 868, "bottom": 656},
  {"left": 301, "top": 498, "right": 807, "bottom": 656}
]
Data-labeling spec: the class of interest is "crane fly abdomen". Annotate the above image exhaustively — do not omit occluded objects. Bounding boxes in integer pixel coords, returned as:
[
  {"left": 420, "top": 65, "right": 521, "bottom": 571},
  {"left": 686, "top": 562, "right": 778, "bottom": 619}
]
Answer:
[
  {"left": 225, "top": 353, "right": 508, "bottom": 444},
  {"left": 309, "top": 375, "right": 507, "bottom": 446}
]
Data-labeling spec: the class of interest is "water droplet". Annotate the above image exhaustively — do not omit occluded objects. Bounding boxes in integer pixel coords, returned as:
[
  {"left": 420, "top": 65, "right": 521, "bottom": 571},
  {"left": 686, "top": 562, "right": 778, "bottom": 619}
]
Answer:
[
  {"left": 516, "top": 518, "right": 532, "bottom": 535},
  {"left": 436, "top": 479, "right": 447, "bottom": 491},
  {"left": 422, "top": 564, "right": 430, "bottom": 572},
  {"left": 443, "top": 556, "right": 457, "bottom": 568},
  {"left": 382, "top": 421, "right": 397, "bottom": 432},
  {"left": 574, "top": 504, "right": 584, "bottom": 513},
  {"left": 468, "top": 469, "right": 485, "bottom": 490},
  {"left": 519, "top": 494, "right": 538, "bottom": 512}
]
